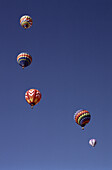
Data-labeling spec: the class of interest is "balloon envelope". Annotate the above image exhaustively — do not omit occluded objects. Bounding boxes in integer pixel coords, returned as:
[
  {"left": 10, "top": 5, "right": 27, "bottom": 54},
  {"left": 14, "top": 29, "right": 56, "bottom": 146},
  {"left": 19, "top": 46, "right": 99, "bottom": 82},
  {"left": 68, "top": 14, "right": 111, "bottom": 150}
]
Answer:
[
  {"left": 25, "top": 89, "right": 41, "bottom": 108},
  {"left": 17, "top": 52, "right": 32, "bottom": 69},
  {"left": 20, "top": 15, "right": 33, "bottom": 29},
  {"left": 89, "top": 139, "right": 97, "bottom": 147},
  {"left": 74, "top": 109, "right": 91, "bottom": 129}
]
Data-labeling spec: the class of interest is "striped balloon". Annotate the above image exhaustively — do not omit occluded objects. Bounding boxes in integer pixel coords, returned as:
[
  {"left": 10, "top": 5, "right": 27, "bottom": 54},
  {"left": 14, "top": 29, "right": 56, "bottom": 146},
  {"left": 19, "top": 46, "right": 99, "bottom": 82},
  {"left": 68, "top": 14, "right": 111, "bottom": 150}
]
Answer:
[
  {"left": 25, "top": 89, "right": 41, "bottom": 108},
  {"left": 17, "top": 53, "right": 32, "bottom": 69},
  {"left": 20, "top": 15, "right": 33, "bottom": 29},
  {"left": 89, "top": 139, "right": 97, "bottom": 147},
  {"left": 74, "top": 109, "right": 91, "bottom": 130}
]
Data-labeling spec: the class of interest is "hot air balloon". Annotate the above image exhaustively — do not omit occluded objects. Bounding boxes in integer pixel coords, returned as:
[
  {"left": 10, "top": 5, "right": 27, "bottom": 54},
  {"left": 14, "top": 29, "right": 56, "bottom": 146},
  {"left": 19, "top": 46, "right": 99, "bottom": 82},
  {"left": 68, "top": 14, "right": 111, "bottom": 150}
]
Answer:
[
  {"left": 89, "top": 139, "right": 97, "bottom": 147},
  {"left": 17, "top": 52, "right": 32, "bottom": 69},
  {"left": 25, "top": 89, "right": 41, "bottom": 108},
  {"left": 74, "top": 109, "right": 91, "bottom": 130},
  {"left": 20, "top": 15, "right": 33, "bottom": 29}
]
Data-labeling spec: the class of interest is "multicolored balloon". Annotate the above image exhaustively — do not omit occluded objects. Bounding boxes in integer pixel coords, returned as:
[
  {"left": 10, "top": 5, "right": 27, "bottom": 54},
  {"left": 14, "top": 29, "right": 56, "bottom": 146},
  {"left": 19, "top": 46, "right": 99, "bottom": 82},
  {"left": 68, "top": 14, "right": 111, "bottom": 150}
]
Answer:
[
  {"left": 74, "top": 109, "right": 91, "bottom": 130},
  {"left": 17, "top": 52, "right": 32, "bottom": 69},
  {"left": 89, "top": 139, "right": 97, "bottom": 147},
  {"left": 25, "top": 89, "right": 41, "bottom": 108},
  {"left": 20, "top": 15, "right": 33, "bottom": 29}
]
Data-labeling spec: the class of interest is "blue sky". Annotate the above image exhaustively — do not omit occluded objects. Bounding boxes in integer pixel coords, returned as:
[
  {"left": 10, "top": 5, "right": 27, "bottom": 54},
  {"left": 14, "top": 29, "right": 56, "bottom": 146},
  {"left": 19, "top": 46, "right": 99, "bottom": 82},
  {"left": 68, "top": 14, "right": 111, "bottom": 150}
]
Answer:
[{"left": 0, "top": 0, "right": 112, "bottom": 169}]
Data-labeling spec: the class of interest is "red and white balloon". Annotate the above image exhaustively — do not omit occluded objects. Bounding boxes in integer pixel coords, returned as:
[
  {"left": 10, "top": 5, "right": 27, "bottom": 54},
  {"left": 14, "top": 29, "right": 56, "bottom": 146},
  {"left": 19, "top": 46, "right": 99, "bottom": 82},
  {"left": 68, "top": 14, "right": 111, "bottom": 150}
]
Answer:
[{"left": 25, "top": 89, "right": 41, "bottom": 108}]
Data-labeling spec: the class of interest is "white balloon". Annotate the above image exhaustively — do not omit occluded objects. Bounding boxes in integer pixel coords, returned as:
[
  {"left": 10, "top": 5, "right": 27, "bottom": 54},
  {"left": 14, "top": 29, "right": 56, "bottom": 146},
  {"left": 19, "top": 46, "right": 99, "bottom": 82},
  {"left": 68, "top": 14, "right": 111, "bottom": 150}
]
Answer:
[{"left": 89, "top": 139, "right": 97, "bottom": 147}]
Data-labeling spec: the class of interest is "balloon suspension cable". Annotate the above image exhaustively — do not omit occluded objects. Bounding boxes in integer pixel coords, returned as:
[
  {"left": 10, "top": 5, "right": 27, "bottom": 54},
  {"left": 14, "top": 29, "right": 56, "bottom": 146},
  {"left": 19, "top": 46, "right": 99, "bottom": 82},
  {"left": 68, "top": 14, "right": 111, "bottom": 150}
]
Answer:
[{"left": 82, "top": 127, "right": 84, "bottom": 130}]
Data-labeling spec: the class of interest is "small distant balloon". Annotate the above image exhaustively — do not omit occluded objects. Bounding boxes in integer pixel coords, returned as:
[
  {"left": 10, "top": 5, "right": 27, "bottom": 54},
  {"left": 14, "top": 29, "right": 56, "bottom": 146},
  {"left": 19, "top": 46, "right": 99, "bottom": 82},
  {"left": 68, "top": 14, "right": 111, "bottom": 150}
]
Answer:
[
  {"left": 25, "top": 89, "right": 41, "bottom": 108},
  {"left": 17, "top": 52, "right": 32, "bottom": 69},
  {"left": 89, "top": 139, "right": 97, "bottom": 147},
  {"left": 20, "top": 15, "right": 33, "bottom": 29},
  {"left": 74, "top": 109, "right": 91, "bottom": 130}
]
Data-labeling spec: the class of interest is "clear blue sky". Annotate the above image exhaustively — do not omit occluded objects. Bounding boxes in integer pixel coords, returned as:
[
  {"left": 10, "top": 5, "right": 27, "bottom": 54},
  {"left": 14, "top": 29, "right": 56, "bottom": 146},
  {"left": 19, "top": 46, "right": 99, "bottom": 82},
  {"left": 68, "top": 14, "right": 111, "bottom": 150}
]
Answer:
[{"left": 0, "top": 0, "right": 112, "bottom": 169}]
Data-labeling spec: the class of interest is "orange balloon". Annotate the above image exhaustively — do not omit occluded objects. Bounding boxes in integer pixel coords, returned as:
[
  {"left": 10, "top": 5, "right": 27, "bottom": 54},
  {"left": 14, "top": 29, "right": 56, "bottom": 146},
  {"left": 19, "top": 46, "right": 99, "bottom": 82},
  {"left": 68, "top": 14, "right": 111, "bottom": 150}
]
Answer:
[{"left": 25, "top": 89, "right": 41, "bottom": 108}]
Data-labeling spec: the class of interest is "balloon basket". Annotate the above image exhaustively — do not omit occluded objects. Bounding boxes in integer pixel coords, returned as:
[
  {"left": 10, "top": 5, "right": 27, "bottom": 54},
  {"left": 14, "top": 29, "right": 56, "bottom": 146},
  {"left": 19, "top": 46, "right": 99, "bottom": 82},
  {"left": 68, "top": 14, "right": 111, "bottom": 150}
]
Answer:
[{"left": 31, "top": 105, "right": 33, "bottom": 109}]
